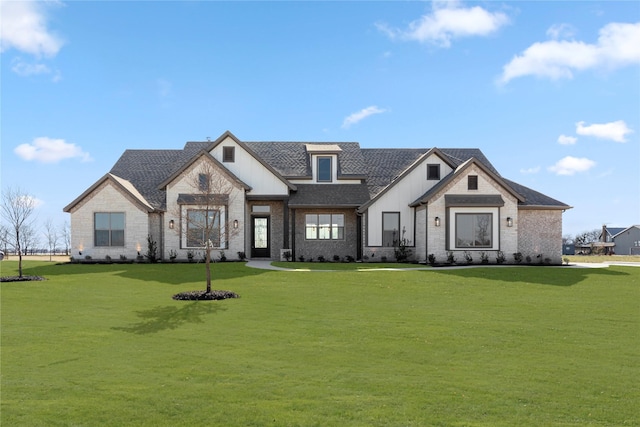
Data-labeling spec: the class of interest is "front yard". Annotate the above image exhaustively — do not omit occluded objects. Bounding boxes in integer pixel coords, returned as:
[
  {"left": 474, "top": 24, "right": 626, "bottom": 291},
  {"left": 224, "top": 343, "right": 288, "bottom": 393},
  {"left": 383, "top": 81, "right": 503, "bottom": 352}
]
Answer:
[{"left": 1, "top": 261, "right": 638, "bottom": 426}]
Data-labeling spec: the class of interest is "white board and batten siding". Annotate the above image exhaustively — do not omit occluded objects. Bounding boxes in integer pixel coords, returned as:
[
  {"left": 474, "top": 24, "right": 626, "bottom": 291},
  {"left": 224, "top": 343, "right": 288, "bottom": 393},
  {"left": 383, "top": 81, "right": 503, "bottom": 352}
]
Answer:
[
  {"left": 209, "top": 136, "right": 289, "bottom": 196},
  {"left": 366, "top": 154, "right": 453, "bottom": 246}
]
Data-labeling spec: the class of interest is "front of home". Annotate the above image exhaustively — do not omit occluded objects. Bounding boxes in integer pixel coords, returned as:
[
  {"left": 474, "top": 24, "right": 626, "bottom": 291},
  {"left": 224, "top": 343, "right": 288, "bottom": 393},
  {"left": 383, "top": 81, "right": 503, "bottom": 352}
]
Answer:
[{"left": 64, "top": 131, "right": 571, "bottom": 264}]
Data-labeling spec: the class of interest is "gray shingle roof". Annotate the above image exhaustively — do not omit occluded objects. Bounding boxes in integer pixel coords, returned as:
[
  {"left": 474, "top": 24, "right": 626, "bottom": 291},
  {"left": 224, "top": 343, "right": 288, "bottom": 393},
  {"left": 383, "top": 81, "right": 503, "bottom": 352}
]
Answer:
[
  {"left": 288, "top": 184, "right": 370, "bottom": 208},
  {"left": 98, "top": 137, "right": 567, "bottom": 212},
  {"left": 244, "top": 141, "right": 366, "bottom": 178},
  {"left": 503, "top": 179, "right": 570, "bottom": 208}
]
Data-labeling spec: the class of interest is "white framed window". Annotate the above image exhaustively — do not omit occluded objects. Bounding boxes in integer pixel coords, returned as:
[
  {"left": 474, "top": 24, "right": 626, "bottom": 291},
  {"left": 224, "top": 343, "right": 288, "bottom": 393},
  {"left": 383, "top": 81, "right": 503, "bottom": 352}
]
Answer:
[
  {"left": 317, "top": 156, "right": 332, "bottom": 182},
  {"left": 94, "top": 212, "right": 125, "bottom": 246},
  {"left": 305, "top": 214, "right": 344, "bottom": 240}
]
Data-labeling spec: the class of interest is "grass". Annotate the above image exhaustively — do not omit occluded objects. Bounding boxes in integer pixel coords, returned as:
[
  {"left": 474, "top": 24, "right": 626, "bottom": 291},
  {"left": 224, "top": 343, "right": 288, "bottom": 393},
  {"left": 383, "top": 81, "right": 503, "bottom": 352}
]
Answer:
[{"left": 2, "top": 261, "right": 639, "bottom": 426}]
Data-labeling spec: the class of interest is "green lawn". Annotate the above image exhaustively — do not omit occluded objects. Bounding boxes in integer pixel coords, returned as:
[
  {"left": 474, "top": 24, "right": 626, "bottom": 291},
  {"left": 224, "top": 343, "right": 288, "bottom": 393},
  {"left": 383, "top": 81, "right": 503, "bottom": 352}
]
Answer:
[{"left": 2, "top": 261, "right": 638, "bottom": 426}]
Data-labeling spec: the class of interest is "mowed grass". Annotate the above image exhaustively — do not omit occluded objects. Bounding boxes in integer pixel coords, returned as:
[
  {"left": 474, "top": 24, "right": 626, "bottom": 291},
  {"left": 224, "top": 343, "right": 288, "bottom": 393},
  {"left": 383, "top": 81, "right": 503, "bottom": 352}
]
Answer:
[{"left": 1, "top": 261, "right": 638, "bottom": 426}]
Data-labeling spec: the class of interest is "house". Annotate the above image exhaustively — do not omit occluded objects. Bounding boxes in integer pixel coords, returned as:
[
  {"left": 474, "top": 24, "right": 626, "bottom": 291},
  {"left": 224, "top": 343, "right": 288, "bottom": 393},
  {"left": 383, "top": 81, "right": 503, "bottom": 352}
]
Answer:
[
  {"left": 64, "top": 131, "right": 571, "bottom": 264},
  {"left": 611, "top": 225, "right": 640, "bottom": 255}
]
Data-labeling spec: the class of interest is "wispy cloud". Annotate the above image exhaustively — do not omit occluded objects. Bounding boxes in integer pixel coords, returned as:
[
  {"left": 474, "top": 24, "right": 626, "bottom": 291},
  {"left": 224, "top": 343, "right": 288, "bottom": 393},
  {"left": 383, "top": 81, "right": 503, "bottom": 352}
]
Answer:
[
  {"left": 576, "top": 120, "right": 633, "bottom": 143},
  {"left": 557, "top": 134, "right": 577, "bottom": 145},
  {"left": 520, "top": 166, "right": 540, "bottom": 174},
  {"left": 342, "top": 106, "right": 387, "bottom": 129},
  {"left": 376, "top": 1, "right": 509, "bottom": 48},
  {"left": 14, "top": 137, "right": 92, "bottom": 163},
  {"left": 548, "top": 156, "right": 596, "bottom": 176},
  {"left": 11, "top": 57, "right": 62, "bottom": 82},
  {"left": 0, "top": 0, "right": 65, "bottom": 57},
  {"left": 499, "top": 22, "right": 640, "bottom": 84}
]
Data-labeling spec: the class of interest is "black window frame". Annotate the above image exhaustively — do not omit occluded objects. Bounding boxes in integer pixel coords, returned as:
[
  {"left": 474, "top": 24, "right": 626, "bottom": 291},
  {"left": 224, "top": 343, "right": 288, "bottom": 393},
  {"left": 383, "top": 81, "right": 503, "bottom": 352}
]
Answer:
[
  {"left": 223, "top": 146, "right": 235, "bottom": 163},
  {"left": 186, "top": 209, "right": 221, "bottom": 248},
  {"left": 454, "top": 213, "right": 493, "bottom": 248},
  {"left": 382, "top": 212, "right": 400, "bottom": 247},
  {"left": 468, "top": 175, "right": 478, "bottom": 190},
  {"left": 427, "top": 164, "right": 440, "bottom": 180}
]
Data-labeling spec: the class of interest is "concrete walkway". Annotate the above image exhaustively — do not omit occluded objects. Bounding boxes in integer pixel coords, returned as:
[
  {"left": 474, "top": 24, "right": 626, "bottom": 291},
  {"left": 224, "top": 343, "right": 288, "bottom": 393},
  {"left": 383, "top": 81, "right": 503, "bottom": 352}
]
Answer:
[{"left": 245, "top": 260, "right": 640, "bottom": 271}]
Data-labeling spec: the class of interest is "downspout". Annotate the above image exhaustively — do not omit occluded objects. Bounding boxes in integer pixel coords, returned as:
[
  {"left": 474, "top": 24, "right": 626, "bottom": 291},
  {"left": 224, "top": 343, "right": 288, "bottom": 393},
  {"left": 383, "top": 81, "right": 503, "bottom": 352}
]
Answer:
[{"left": 356, "top": 209, "right": 363, "bottom": 261}]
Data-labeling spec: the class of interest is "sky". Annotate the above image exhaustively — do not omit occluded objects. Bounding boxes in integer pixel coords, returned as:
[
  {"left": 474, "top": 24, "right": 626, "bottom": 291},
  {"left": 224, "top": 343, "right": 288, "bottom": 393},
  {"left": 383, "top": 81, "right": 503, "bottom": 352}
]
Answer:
[{"left": 1, "top": 0, "right": 639, "bottom": 241}]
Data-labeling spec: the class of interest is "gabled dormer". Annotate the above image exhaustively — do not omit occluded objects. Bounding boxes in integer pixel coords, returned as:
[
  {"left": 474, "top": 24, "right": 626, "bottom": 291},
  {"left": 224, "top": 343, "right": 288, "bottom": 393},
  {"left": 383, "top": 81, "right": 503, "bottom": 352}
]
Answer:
[{"left": 305, "top": 144, "right": 342, "bottom": 183}]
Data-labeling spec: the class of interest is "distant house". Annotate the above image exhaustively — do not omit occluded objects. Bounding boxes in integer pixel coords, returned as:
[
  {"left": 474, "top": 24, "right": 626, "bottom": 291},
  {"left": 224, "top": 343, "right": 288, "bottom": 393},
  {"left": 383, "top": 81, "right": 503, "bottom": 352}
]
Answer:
[
  {"left": 64, "top": 131, "right": 571, "bottom": 264},
  {"left": 611, "top": 226, "right": 640, "bottom": 255}
]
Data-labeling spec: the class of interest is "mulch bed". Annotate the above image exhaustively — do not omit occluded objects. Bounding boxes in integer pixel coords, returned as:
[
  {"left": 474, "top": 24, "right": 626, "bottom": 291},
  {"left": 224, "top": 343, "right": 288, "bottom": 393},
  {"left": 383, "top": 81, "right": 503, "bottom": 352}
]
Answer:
[
  {"left": 0, "top": 276, "right": 47, "bottom": 282},
  {"left": 172, "top": 290, "right": 239, "bottom": 301}
]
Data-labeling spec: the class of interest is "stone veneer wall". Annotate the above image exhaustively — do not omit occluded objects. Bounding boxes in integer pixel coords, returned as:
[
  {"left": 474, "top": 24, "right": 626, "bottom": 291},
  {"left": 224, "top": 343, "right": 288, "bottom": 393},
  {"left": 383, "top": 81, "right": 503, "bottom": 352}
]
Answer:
[
  {"left": 518, "top": 209, "right": 562, "bottom": 264},
  {"left": 517, "top": 209, "right": 563, "bottom": 264},
  {"left": 68, "top": 181, "right": 150, "bottom": 260},
  {"left": 293, "top": 208, "right": 358, "bottom": 262}
]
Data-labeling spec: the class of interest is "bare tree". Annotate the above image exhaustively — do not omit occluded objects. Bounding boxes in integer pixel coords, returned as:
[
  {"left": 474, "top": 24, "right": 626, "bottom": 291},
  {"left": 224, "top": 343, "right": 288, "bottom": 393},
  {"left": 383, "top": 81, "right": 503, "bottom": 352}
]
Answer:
[
  {"left": 0, "top": 224, "right": 10, "bottom": 258},
  {"left": 44, "top": 219, "right": 59, "bottom": 261},
  {"left": 574, "top": 229, "right": 600, "bottom": 246},
  {"left": 1, "top": 187, "right": 37, "bottom": 277},
  {"left": 174, "top": 161, "right": 239, "bottom": 294},
  {"left": 60, "top": 221, "right": 71, "bottom": 256}
]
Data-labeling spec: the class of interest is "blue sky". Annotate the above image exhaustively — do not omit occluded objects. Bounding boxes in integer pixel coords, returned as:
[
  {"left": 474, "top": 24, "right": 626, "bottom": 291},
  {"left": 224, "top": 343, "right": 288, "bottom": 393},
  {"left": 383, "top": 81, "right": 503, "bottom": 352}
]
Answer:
[{"left": 1, "top": 0, "right": 639, "bottom": 239}]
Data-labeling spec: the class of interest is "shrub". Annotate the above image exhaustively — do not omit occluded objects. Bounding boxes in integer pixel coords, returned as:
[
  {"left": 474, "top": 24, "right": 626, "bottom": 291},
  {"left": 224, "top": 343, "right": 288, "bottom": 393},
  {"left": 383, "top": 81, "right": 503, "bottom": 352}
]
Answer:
[
  {"left": 513, "top": 252, "right": 523, "bottom": 264},
  {"left": 496, "top": 251, "right": 506, "bottom": 264},
  {"left": 187, "top": 251, "right": 194, "bottom": 262},
  {"left": 463, "top": 251, "right": 473, "bottom": 264},
  {"left": 282, "top": 250, "right": 292, "bottom": 261},
  {"left": 298, "top": 255, "right": 305, "bottom": 262},
  {"left": 525, "top": 255, "right": 532, "bottom": 263},
  {"left": 480, "top": 252, "right": 489, "bottom": 264},
  {"left": 169, "top": 250, "right": 177, "bottom": 261},
  {"left": 318, "top": 255, "right": 326, "bottom": 263},
  {"left": 120, "top": 254, "right": 128, "bottom": 261},
  {"left": 145, "top": 235, "right": 158, "bottom": 263},
  {"left": 563, "top": 257, "right": 570, "bottom": 265},
  {"left": 446, "top": 251, "right": 456, "bottom": 264},
  {"left": 218, "top": 251, "right": 227, "bottom": 262},
  {"left": 333, "top": 255, "right": 341, "bottom": 262},
  {"left": 381, "top": 256, "right": 388, "bottom": 262},
  {"left": 427, "top": 254, "right": 436, "bottom": 266},
  {"left": 345, "top": 255, "right": 355, "bottom": 263},
  {"left": 105, "top": 255, "right": 112, "bottom": 261},
  {"left": 237, "top": 251, "right": 246, "bottom": 261}
]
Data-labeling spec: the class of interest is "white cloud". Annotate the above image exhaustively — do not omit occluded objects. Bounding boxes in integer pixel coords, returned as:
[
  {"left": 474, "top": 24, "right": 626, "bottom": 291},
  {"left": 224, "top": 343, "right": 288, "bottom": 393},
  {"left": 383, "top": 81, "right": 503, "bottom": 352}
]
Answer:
[
  {"left": 557, "top": 134, "right": 577, "bottom": 145},
  {"left": 376, "top": 1, "right": 509, "bottom": 48},
  {"left": 14, "top": 137, "right": 93, "bottom": 163},
  {"left": 546, "top": 23, "right": 576, "bottom": 40},
  {"left": 576, "top": 120, "right": 633, "bottom": 143},
  {"left": 548, "top": 156, "right": 596, "bottom": 175},
  {"left": 520, "top": 166, "right": 540, "bottom": 174},
  {"left": 499, "top": 22, "right": 640, "bottom": 84},
  {"left": 0, "top": 0, "right": 64, "bottom": 57},
  {"left": 342, "top": 106, "right": 387, "bottom": 129}
]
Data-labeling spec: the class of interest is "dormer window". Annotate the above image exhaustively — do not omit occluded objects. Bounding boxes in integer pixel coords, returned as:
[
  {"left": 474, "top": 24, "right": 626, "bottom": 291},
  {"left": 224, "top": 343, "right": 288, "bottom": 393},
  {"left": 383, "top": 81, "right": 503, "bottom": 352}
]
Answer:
[{"left": 317, "top": 157, "right": 332, "bottom": 182}]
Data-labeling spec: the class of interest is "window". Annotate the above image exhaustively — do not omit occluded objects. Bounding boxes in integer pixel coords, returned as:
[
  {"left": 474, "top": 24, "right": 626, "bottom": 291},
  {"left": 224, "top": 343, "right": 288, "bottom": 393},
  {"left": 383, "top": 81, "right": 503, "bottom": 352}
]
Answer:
[
  {"left": 223, "top": 146, "right": 235, "bottom": 163},
  {"left": 317, "top": 156, "right": 332, "bottom": 182},
  {"left": 198, "top": 173, "right": 209, "bottom": 191},
  {"left": 468, "top": 175, "right": 478, "bottom": 190},
  {"left": 252, "top": 205, "right": 271, "bottom": 213},
  {"left": 186, "top": 209, "right": 220, "bottom": 248},
  {"left": 305, "top": 214, "right": 344, "bottom": 240},
  {"left": 382, "top": 212, "right": 400, "bottom": 247},
  {"left": 94, "top": 213, "right": 125, "bottom": 246},
  {"left": 427, "top": 164, "right": 440, "bottom": 180},
  {"left": 455, "top": 213, "right": 492, "bottom": 248}
]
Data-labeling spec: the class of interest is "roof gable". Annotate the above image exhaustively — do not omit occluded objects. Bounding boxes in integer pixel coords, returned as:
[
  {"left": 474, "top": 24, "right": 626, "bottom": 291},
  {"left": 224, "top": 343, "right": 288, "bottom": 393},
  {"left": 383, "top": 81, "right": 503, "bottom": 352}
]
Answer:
[{"left": 63, "top": 173, "right": 154, "bottom": 213}]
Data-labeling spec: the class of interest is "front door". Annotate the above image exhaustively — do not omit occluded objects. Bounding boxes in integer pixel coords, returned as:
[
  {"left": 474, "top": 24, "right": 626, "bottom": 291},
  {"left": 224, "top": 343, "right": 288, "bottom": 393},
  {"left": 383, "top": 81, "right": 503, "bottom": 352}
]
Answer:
[{"left": 251, "top": 216, "right": 270, "bottom": 258}]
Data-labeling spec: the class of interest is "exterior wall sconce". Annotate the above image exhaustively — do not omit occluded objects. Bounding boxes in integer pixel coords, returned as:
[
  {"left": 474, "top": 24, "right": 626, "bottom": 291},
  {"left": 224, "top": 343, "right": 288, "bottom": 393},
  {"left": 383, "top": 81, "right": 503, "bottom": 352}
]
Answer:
[
  {"left": 169, "top": 220, "right": 175, "bottom": 229},
  {"left": 435, "top": 217, "right": 441, "bottom": 227},
  {"left": 233, "top": 219, "right": 239, "bottom": 229},
  {"left": 507, "top": 217, "right": 513, "bottom": 227}
]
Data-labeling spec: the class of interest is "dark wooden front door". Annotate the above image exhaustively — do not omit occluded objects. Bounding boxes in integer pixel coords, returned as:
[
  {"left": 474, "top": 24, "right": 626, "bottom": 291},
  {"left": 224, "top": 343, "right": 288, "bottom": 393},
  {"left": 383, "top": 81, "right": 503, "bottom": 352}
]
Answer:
[{"left": 251, "top": 216, "right": 270, "bottom": 258}]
